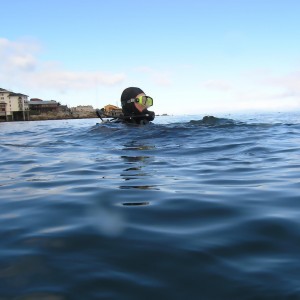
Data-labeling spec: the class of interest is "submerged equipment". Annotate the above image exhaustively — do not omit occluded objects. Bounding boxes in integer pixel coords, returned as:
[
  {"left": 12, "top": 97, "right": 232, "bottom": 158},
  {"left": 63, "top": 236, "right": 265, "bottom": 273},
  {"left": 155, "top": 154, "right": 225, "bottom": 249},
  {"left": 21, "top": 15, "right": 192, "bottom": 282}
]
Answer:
[
  {"left": 95, "top": 108, "right": 155, "bottom": 125},
  {"left": 96, "top": 87, "right": 155, "bottom": 125}
]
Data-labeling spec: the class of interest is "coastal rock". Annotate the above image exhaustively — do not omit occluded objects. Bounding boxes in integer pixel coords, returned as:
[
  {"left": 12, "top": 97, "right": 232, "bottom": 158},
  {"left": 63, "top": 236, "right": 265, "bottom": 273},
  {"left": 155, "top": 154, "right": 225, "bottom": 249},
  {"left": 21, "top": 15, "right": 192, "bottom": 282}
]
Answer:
[{"left": 29, "top": 110, "right": 98, "bottom": 121}]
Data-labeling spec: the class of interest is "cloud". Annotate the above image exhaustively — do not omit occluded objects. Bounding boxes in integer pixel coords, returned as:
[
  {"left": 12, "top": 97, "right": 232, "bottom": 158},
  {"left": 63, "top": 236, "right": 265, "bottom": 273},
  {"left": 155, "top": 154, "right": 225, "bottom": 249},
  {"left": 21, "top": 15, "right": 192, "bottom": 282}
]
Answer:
[
  {"left": 24, "top": 69, "right": 125, "bottom": 92},
  {"left": 196, "top": 70, "right": 300, "bottom": 113},
  {"left": 0, "top": 37, "right": 40, "bottom": 55},
  {"left": 264, "top": 71, "right": 300, "bottom": 95},
  {"left": 0, "top": 37, "right": 125, "bottom": 92},
  {"left": 244, "top": 68, "right": 300, "bottom": 97},
  {"left": 202, "top": 79, "right": 232, "bottom": 91},
  {"left": 0, "top": 37, "right": 39, "bottom": 71},
  {"left": 8, "top": 54, "right": 37, "bottom": 71},
  {"left": 136, "top": 66, "right": 172, "bottom": 86}
]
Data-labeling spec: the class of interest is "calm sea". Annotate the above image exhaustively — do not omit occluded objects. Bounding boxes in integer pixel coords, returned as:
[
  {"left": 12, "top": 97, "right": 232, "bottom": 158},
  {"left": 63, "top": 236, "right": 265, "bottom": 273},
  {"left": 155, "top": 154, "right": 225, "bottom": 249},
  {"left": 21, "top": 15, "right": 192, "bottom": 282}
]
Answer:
[{"left": 1, "top": 112, "right": 300, "bottom": 300}]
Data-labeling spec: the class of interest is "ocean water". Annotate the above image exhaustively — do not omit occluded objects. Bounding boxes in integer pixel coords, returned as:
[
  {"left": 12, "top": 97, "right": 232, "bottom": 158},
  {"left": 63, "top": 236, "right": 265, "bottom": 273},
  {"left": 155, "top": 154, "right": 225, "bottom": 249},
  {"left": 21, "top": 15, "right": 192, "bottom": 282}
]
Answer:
[{"left": 1, "top": 112, "right": 300, "bottom": 300}]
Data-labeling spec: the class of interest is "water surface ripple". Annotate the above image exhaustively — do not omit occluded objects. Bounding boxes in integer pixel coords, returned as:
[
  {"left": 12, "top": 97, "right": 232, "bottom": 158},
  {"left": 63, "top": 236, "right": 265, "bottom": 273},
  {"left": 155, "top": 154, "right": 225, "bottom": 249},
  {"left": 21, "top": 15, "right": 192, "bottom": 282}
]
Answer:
[{"left": 1, "top": 113, "right": 300, "bottom": 299}]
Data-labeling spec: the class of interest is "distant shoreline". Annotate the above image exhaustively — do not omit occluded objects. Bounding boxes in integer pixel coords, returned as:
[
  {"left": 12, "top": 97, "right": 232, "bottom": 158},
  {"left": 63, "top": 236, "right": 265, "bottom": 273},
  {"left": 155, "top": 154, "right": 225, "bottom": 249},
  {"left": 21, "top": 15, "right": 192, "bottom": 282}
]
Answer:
[
  {"left": 0, "top": 111, "right": 98, "bottom": 122},
  {"left": 0, "top": 111, "right": 170, "bottom": 122}
]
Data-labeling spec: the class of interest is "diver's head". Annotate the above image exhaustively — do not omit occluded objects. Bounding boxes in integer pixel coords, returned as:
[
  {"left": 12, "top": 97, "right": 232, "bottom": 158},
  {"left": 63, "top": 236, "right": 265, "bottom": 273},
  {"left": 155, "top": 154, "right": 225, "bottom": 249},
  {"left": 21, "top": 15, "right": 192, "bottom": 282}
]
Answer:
[{"left": 121, "top": 87, "right": 154, "bottom": 121}]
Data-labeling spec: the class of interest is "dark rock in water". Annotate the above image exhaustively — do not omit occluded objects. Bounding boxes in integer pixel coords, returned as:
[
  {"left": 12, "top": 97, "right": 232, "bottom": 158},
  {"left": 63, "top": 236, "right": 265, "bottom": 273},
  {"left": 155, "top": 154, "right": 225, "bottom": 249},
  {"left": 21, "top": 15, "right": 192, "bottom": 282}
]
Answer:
[
  {"left": 202, "top": 115, "right": 218, "bottom": 124},
  {"left": 189, "top": 115, "right": 236, "bottom": 126},
  {"left": 189, "top": 115, "right": 219, "bottom": 125}
]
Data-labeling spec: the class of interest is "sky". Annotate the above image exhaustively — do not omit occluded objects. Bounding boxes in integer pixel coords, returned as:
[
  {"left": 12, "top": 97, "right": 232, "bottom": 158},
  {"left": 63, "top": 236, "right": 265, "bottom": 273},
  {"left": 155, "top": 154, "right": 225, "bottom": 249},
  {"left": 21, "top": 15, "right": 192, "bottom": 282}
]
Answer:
[{"left": 1, "top": 0, "right": 300, "bottom": 115}]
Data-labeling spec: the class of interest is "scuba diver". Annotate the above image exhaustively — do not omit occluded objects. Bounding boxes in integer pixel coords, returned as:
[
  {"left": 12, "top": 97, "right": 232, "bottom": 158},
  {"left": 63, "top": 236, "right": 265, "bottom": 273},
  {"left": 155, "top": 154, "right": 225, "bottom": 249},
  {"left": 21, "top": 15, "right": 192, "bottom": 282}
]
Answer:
[{"left": 96, "top": 87, "right": 155, "bottom": 125}]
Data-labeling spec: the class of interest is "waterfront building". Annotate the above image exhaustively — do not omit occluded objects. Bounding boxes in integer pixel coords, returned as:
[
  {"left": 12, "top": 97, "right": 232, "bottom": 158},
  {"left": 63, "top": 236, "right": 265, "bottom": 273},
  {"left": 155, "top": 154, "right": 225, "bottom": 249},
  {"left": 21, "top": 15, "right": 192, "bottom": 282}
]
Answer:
[
  {"left": 103, "top": 104, "right": 122, "bottom": 117},
  {"left": 28, "top": 99, "right": 60, "bottom": 113},
  {"left": 71, "top": 105, "right": 94, "bottom": 113},
  {"left": 0, "top": 88, "right": 29, "bottom": 121}
]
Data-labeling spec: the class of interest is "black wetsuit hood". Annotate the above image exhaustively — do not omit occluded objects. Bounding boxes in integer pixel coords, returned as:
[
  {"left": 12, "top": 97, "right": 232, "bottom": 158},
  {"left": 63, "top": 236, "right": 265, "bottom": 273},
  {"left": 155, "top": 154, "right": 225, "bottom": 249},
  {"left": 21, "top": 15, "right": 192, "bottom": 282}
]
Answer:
[{"left": 120, "top": 87, "right": 155, "bottom": 124}]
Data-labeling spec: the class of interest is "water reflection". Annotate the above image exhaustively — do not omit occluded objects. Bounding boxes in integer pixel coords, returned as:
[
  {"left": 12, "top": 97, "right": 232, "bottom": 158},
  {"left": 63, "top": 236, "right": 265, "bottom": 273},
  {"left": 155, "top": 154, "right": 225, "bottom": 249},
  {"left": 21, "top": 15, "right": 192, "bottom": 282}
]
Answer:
[
  {"left": 122, "top": 145, "right": 155, "bottom": 151},
  {"left": 119, "top": 142, "right": 159, "bottom": 194},
  {"left": 122, "top": 202, "right": 149, "bottom": 206},
  {"left": 119, "top": 185, "right": 159, "bottom": 190},
  {"left": 120, "top": 161, "right": 149, "bottom": 181}
]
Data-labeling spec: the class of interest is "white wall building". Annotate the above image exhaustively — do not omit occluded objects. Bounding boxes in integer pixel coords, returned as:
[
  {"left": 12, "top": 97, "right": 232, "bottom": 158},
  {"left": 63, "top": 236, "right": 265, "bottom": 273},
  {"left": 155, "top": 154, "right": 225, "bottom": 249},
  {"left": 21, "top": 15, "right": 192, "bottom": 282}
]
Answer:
[
  {"left": 71, "top": 105, "right": 94, "bottom": 112},
  {"left": 0, "top": 88, "right": 29, "bottom": 121}
]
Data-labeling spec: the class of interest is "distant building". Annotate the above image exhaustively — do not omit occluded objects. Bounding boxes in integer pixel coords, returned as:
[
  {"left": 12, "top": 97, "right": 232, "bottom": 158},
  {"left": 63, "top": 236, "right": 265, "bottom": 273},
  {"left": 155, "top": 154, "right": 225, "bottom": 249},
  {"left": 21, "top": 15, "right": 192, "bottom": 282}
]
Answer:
[
  {"left": 71, "top": 105, "right": 94, "bottom": 113},
  {"left": 28, "top": 99, "right": 60, "bottom": 113},
  {"left": 30, "top": 98, "right": 43, "bottom": 102},
  {"left": 103, "top": 104, "right": 122, "bottom": 117},
  {"left": 0, "top": 101, "right": 6, "bottom": 118},
  {"left": 0, "top": 88, "right": 29, "bottom": 121},
  {"left": 58, "top": 105, "right": 69, "bottom": 112}
]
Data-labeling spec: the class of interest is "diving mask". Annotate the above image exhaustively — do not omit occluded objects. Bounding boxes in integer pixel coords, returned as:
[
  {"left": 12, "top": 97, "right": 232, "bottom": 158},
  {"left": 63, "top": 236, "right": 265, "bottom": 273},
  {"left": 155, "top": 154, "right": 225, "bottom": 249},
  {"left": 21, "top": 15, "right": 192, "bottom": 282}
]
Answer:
[{"left": 124, "top": 96, "right": 153, "bottom": 108}]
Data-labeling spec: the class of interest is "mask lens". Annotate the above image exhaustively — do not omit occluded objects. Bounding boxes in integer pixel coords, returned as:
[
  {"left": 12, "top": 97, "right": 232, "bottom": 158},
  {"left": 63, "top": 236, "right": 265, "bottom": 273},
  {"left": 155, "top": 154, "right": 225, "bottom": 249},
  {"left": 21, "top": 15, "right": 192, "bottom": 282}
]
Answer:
[
  {"left": 136, "top": 96, "right": 153, "bottom": 107},
  {"left": 144, "top": 96, "right": 153, "bottom": 107}
]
